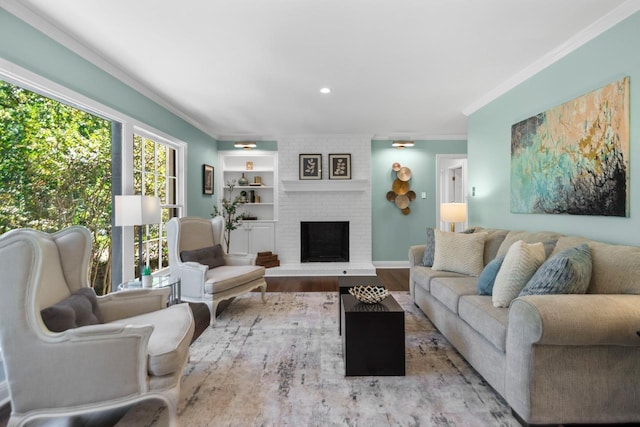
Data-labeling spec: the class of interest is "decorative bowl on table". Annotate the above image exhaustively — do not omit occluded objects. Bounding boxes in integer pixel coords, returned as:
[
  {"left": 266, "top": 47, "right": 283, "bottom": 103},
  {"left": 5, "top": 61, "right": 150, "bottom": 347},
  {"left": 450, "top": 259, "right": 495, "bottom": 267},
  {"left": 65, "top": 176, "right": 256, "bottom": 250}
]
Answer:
[{"left": 348, "top": 285, "right": 389, "bottom": 304}]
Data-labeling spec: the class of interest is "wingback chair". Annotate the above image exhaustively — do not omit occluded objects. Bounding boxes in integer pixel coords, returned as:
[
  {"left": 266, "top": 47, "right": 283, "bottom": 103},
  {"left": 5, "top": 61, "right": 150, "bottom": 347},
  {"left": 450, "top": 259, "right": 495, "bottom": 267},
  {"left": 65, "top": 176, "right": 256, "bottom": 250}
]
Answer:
[
  {"left": 0, "top": 226, "right": 194, "bottom": 427},
  {"left": 167, "top": 216, "right": 267, "bottom": 326}
]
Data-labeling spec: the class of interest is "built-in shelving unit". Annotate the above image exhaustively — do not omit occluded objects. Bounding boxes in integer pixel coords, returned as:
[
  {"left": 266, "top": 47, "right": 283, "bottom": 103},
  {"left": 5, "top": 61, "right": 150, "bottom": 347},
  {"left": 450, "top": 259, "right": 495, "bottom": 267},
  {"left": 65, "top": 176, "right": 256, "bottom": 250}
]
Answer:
[
  {"left": 281, "top": 179, "right": 369, "bottom": 192},
  {"left": 218, "top": 151, "right": 278, "bottom": 254}
]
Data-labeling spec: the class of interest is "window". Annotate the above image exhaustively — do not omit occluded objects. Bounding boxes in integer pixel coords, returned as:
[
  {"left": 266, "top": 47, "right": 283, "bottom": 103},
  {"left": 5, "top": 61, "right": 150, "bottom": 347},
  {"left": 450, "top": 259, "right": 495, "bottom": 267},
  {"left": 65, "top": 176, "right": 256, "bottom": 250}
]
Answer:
[{"left": 132, "top": 132, "right": 182, "bottom": 273}]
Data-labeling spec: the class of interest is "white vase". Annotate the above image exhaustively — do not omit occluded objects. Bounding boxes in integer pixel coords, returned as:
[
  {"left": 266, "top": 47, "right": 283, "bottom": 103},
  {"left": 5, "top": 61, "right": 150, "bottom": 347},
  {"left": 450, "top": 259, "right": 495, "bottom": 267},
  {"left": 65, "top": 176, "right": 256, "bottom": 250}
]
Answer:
[{"left": 142, "top": 275, "right": 153, "bottom": 288}]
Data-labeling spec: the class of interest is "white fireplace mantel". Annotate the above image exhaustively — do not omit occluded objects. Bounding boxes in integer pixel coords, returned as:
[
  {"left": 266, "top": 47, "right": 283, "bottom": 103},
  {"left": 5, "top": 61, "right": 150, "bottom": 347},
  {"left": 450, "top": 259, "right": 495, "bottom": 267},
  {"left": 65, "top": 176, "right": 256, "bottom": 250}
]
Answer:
[{"left": 281, "top": 179, "right": 369, "bottom": 192}]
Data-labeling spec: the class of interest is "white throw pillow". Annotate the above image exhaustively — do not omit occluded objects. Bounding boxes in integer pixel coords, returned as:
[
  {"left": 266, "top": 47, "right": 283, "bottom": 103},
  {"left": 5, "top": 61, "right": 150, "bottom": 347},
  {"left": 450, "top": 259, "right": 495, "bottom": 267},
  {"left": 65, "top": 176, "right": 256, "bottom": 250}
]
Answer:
[
  {"left": 492, "top": 240, "right": 546, "bottom": 307},
  {"left": 432, "top": 230, "right": 487, "bottom": 277}
]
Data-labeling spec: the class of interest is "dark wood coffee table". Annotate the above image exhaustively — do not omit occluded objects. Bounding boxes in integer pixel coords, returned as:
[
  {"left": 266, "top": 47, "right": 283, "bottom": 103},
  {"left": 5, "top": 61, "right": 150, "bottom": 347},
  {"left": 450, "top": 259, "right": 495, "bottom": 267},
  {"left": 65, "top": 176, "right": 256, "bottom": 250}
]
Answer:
[
  {"left": 338, "top": 275, "right": 383, "bottom": 334},
  {"left": 340, "top": 293, "right": 405, "bottom": 376}
]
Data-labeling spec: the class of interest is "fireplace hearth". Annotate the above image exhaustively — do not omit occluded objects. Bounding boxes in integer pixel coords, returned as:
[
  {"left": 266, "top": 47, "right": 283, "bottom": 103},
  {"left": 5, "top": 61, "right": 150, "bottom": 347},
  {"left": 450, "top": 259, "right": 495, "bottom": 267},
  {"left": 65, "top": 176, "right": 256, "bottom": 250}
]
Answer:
[{"left": 301, "top": 221, "right": 349, "bottom": 262}]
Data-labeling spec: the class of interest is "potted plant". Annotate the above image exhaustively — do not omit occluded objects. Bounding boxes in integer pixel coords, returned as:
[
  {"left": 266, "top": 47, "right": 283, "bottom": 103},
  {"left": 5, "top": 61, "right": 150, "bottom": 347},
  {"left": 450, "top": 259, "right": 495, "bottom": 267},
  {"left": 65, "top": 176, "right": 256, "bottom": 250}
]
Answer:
[{"left": 212, "top": 180, "right": 244, "bottom": 253}]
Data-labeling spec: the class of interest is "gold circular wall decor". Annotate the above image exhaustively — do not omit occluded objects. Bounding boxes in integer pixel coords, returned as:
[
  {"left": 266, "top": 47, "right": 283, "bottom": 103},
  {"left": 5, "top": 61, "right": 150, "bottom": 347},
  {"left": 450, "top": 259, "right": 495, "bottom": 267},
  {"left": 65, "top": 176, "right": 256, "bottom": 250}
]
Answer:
[
  {"left": 392, "top": 179, "right": 409, "bottom": 195},
  {"left": 397, "top": 166, "right": 412, "bottom": 181},
  {"left": 395, "top": 194, "right": 409, "bottom": 209},
  {"left": 387, "top": 163, "right": 414, "bottom": 215}
]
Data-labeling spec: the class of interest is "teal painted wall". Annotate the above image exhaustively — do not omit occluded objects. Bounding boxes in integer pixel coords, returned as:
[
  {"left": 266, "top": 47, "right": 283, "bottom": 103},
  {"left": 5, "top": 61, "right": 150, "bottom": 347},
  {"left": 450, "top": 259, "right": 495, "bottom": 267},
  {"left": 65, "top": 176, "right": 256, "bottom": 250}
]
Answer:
[
  {"left": 0, "top": 9, "right": 218, "bottom": 217},
  {"left": 371, "top": 140, "right": 467, "bottom": 261},
  {"left": 467, "top": 11, "right": 640, "bottom": 246}
]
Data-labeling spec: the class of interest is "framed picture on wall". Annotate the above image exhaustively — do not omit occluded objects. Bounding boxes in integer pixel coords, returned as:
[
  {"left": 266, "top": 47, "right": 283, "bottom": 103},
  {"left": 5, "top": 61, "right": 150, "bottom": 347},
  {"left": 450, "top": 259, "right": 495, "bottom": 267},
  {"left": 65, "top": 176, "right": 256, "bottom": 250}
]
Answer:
[
  {"left": 329, "top": 153, "right": 351, "bottom": 179},
  {"left": 203, "top": 164, "right": 214, "bottom": 195},
  {"left": 299, "top": 154, "right": 322, "bottom": 180}
]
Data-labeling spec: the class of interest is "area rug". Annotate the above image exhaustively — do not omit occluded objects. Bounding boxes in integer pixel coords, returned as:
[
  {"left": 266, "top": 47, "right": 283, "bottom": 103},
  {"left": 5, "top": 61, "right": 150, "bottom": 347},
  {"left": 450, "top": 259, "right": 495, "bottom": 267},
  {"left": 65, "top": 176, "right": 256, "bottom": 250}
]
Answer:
[{"left": 117, "top": 292, "right": 519, "bottom": 426}]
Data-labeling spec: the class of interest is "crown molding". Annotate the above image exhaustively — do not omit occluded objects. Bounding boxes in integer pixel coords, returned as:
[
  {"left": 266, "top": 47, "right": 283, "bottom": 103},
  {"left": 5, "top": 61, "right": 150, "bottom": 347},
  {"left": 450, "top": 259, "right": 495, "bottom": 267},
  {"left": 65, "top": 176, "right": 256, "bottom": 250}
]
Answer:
[
  {"left": 1, "top": 0, "right": 219, "bottom": 139},
  {"left": 462, "top": 0, "right": 640, "bottom": 116}
]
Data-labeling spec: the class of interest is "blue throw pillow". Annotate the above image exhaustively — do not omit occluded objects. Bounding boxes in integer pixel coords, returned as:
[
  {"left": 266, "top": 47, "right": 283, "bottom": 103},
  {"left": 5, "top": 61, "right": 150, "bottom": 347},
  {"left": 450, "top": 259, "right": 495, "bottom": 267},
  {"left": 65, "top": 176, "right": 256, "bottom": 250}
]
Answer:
[
  {"left": 477, "top": 255, "right": 505, "bottom": 295},
  {"left": 519, "top": 244, "right": 592, "bottom": 296},
  {"left": 422, "top": 228, "right": 435, "bottom": 267}
]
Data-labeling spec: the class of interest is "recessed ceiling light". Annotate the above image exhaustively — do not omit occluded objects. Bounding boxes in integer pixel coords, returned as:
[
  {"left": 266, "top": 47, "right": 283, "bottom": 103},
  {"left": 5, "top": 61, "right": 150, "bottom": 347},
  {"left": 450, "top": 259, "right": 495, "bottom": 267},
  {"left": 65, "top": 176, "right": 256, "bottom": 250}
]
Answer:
[{"left": 320, "top": 87, "right": 331, "bottom": 94}]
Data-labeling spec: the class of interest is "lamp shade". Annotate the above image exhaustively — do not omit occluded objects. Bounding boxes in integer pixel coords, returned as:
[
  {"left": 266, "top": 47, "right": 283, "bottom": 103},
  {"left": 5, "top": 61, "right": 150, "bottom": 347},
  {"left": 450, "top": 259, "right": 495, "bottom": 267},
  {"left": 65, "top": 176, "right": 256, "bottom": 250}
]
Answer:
[
  {"left": 440, "top": 203, "right": 467, "bottom": 223},
  {"left": 114, "top": 195, "right": 161, "bottom": 226}
]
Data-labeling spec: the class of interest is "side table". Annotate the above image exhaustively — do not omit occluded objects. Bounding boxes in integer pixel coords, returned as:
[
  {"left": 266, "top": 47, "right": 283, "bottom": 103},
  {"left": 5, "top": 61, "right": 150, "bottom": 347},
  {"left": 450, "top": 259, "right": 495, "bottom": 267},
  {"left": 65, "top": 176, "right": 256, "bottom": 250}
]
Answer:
[{"left": 118, "top": 276, "right": 181, "bottom": 306}]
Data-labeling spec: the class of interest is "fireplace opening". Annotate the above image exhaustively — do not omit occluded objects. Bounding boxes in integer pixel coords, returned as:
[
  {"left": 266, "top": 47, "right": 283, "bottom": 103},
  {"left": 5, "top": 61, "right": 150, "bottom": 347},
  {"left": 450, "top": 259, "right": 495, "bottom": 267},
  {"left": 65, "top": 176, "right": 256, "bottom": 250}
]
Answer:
[{"left": 301, "top": 221, "right": 349, "bottom": 262}]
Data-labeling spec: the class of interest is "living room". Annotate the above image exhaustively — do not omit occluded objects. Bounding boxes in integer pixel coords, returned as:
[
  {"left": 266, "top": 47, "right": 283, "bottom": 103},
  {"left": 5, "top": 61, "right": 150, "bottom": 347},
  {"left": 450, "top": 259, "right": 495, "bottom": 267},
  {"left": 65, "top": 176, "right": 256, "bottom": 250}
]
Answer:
[{"left": 2, "top": 1, "right": 640, "bottom": 426}]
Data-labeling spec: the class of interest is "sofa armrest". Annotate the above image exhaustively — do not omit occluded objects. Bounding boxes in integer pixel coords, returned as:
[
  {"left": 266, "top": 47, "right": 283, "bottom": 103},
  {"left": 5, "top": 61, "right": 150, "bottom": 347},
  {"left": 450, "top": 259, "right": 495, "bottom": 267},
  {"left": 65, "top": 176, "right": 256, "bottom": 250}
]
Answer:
[
  {"left": 508, "top": 294, "right": 640, "bottom": 347},
  {"left": 408, "top": 245, "right": 426, "bottom": 267}
]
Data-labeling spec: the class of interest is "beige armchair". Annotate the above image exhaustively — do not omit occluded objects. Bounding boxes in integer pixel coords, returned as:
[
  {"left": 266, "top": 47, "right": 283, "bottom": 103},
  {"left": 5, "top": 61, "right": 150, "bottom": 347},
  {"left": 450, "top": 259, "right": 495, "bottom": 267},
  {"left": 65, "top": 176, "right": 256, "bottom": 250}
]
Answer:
[
  {"left": 0, "top": 226, "right": 194, "bottom": 427},
  {"left": 167, "top": 216, "right": 267, "bottom": 326}
]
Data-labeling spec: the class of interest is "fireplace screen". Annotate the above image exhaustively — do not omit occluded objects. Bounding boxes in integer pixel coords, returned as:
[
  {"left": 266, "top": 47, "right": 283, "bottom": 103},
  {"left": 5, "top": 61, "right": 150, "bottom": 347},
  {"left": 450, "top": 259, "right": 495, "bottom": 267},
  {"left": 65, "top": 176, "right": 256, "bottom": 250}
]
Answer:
[{"left": 300, "top": 221, "right": 349, "bottom": 262}]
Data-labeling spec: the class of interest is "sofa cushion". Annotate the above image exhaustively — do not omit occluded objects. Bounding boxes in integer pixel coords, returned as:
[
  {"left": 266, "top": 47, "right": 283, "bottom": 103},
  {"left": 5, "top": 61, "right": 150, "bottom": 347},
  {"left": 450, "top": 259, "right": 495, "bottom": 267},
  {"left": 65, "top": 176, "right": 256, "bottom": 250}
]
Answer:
[
  {"left": 553, "top": 236, "right": 640, "bottom": 295},
  {"left": 430, "top": 276, "right": 479, "bottom": 314},
  {"left": 205, "top": 265, "right": 266, "bottom": 294},
  {"left": 459, "top": 295, "right": 509, "bottom": 352},
  {"left": 432, "top": 230, "right": 487, "bottom": 277},
  {"left": 112, "top": 303, "right": 194, "bottom": 376},
  {"left": 41, "top": 288, "right": 104, "bottom": 332},
  {"left": 412, "top": 266, "right": 468, "bottom": 293},
  {"left": 180, "top": 244, "right": 226, "bottom": 269},
  {"left": 422, "top": 228, "right": 436, "bottom": 267},
  {"left": 473, "top": 227, "right": 510, "bottom": 265},
  {"left": 477, "top": 255, "right": 506, "bottom": 295},
  {"left": 520, "top": 244, "right": 592, "bottom": 296},
  {"left": 492, "top": 240, "right": 546, "bottom": 308},
  {"left": 496, "top": 230, "right": 562, "bottom": 258}
]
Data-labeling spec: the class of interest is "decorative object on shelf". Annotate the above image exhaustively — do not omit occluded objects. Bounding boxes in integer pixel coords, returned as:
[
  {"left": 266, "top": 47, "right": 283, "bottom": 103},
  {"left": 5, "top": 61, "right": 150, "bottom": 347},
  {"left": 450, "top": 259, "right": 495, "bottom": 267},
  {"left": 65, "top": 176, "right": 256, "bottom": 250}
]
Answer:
[
  {"left": 329, "top": 153, "right": 351, "bottom": 180},
  {"left": 212, "top": 181, "right": 243, "bottom": 253},
  {"left": 238, "top": 173, "right": 249, "bottom": 186},
  {"left": 141, "top": 266, "right": 152, "bottom": 287},
  {"left": 246, "top": 161, "right": 253, "bottom": 170},
  {"left": 240, "top": 212, "right": 257, "bottom": 221},
  {"left": 440, "top": 202, "right": 467, "bottom": 232},
  {"left": 114, "top": 195, "right": 161, "bottom": 277},
  {"left": 253, "top": 176, "right": 262, "bottom": 185},
  {"left": 511, "top": 76, "right": 629, "bottom": 217},
  {"left": 386, "top": 163, "right": 413, "bottom": 215},
  {"left": 348, "top": 285, "right": 389, "bottom": 304},
  {"left": 234, "top": 141, "right": 257, "bottom": 150},
  {"left": 392, "top": 140, "right": 415, "bottom": 149},
  {"left": 239, "top": 191, "right": 248, "bottom": 203},
  {"left": 202, "top": 164, "right": 214, "bottom": 195},
  {"left": 299, "top": 154, "right": 322, "bottom": 180}
]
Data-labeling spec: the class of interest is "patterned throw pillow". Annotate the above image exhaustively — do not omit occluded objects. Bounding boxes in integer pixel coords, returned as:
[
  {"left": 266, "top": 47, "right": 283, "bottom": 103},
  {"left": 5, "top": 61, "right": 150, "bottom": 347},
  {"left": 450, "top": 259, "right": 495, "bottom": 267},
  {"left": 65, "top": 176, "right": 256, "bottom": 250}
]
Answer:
[
  {"left": 520, "top": 244, "right": 592, "bottom": 296},
  {"left": 422, "top": 228, "right": 436, "bottom": 267},
  {"left": 492, "top": 240, "right": 546, "bottom": 308},
  {"left": 477, "top": 255, "right": 506, "bottom": 295},
  {"left": 431, "top": 230, "right": 487, "bottom": 276}
]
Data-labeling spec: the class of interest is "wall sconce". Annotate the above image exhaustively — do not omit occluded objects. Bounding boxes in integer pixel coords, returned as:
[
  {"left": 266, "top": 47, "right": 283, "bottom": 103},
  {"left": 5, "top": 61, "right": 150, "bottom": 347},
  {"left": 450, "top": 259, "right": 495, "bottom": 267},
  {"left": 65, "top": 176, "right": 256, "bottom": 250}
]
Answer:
[
  {"left": 234, "top": 141, "right": 257, "bottom": 150},
  {"left": 392, "top": 140, "right": 415, "bottom": 149}
]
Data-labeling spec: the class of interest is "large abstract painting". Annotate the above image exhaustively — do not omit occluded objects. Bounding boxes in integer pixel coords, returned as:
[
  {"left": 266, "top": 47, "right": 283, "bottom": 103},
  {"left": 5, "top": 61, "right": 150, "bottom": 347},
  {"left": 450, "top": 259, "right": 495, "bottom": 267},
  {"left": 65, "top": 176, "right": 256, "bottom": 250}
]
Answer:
[{"left": 511, "top": 77, "right": 630, "bottom": 216}]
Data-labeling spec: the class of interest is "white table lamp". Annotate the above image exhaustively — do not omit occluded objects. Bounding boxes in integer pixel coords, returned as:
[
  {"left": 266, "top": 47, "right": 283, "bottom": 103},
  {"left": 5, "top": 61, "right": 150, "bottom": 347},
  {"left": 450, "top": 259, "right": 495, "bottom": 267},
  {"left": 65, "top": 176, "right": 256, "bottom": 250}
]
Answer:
[
  {"left": 441, "top": 203, "right": 467, "bottom": 232},
  {"left": 115, "top": 195, "right": 161, "bottom": 276}
]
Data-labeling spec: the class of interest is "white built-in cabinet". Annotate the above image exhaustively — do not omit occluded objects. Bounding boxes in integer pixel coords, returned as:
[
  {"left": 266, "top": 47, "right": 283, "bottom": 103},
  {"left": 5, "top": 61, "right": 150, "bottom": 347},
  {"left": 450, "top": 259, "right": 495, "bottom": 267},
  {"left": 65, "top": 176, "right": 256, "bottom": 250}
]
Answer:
[{"left": 218, "top": 151, "right": 277, "bottom": 255}]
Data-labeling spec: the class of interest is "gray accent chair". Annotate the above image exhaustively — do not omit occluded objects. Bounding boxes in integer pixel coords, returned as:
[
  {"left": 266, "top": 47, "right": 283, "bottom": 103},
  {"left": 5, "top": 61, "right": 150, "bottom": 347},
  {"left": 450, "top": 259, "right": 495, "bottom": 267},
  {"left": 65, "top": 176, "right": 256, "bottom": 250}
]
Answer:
[
  {"left": 167, "top": 216, "right": 267, "bottom": 326},
  {"left": 0, "top": 226, "right": 194, "bottom": 427}
]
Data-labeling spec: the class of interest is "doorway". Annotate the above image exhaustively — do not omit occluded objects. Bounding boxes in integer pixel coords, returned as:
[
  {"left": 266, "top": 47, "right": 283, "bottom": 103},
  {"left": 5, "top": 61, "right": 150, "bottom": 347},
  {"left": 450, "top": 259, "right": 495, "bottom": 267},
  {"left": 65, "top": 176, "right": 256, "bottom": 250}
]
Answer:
[{"left": 436, "top": 154, "right": 468, "bottom": 231}]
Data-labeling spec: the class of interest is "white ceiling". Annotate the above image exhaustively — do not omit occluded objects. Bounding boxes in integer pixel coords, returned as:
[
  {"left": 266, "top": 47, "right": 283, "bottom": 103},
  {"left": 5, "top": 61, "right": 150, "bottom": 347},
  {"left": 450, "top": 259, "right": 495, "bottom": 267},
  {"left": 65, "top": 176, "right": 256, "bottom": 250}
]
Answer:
[{"left": 4, "top": 0, "right": 638, "bottom": 140}]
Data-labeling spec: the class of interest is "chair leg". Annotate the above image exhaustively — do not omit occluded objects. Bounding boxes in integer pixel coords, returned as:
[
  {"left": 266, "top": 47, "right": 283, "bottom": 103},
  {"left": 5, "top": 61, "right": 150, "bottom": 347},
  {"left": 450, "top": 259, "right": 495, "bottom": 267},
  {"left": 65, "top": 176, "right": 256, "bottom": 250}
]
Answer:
[
  {"left": 260, "top": 282, "right": 267, "bottom": 303},
  {"left": 209, "top": 300, "right": 219, "bottom": 327}
]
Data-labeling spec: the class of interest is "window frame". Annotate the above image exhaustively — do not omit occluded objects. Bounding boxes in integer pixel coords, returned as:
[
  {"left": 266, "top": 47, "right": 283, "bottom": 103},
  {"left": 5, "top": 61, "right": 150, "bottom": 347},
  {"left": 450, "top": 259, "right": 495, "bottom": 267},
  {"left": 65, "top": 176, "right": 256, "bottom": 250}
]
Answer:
[{"left": 0, "top": 57, "right": 188, "bottom": 284}]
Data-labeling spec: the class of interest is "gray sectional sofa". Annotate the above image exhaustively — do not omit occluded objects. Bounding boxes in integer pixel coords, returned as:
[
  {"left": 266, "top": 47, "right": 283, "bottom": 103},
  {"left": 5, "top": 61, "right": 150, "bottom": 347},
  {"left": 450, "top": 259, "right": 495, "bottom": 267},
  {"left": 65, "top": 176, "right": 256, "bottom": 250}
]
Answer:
[{"left": 408, "top": 228, "right": 640, "bottom": 426}]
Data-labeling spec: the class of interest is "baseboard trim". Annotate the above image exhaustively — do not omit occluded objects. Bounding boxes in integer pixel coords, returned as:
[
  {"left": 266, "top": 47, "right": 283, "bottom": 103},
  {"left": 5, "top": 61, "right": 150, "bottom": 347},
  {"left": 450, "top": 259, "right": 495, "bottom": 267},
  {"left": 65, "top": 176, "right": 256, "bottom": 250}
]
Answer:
[{"left": 373, "top": 261, "right": 409, "bottom": 269}]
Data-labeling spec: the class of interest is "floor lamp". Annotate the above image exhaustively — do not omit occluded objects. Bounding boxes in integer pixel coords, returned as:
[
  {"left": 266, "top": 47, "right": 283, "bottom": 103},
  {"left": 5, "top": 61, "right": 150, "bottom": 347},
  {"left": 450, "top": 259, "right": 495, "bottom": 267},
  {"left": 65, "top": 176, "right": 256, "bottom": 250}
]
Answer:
[
  {"left": 115, "top": 195, "right": 162, "bottom": 277},
  {"left": 440, "top": 202, "right": 467, "bottom": 232}
]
